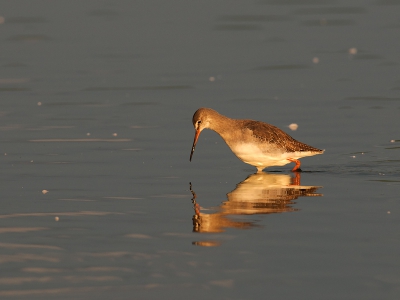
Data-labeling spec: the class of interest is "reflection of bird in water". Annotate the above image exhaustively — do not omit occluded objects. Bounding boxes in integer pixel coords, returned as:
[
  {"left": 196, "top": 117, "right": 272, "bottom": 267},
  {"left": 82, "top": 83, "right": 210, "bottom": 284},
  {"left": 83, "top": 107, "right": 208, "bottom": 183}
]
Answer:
[
  {"left": 190, "top": 108, "right": 324, "bottom": 172},
  {"left": 224, "top": 172, "right": 322, "bottom": 215},
  {"left": 190, "top": 172, "right": 322, "bottom": 234}
]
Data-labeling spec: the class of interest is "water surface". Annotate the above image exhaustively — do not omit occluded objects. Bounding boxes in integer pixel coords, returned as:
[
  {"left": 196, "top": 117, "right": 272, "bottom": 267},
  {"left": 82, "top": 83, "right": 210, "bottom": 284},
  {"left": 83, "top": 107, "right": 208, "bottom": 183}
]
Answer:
[{"left": 0, "top": 0, "right": 399, "bottom": 299}]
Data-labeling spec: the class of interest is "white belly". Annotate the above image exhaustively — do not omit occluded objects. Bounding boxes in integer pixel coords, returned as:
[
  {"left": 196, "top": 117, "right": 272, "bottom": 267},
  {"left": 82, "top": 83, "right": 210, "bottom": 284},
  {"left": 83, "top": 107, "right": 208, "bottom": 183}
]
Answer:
[{"left": 229, "top": 143, "right": 318, "bottom": 168}]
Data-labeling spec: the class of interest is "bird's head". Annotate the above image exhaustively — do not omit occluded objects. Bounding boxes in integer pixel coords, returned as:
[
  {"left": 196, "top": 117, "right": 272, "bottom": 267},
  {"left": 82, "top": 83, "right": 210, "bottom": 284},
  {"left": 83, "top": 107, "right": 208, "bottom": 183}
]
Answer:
[{"left": 190, "top": 108, "right": 217, "bottom": 161}]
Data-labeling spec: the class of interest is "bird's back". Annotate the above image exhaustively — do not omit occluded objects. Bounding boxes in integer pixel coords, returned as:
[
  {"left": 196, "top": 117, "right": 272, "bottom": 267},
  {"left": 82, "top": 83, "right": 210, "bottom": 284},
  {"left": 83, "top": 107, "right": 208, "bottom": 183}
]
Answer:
[{"left": 241, "top": 120, "right": 323, "bottom": 154}]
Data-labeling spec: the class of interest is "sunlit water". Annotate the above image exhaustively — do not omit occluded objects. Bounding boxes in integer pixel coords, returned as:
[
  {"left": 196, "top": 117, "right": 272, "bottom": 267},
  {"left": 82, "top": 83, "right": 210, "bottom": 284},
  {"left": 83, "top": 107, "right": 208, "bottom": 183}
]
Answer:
[{"left": 0, "top": 1, "right": 399, "bottom": 299}]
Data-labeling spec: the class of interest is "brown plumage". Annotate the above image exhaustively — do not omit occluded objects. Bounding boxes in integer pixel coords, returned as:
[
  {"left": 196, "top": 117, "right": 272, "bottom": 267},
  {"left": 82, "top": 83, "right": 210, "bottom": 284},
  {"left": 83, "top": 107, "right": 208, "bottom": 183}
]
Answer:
[
  {"left": 243, "top": 120, "right": 322, "bottom": 153},
  {"left": 190, "top": 108, "right": 323, "bottom": 172}
]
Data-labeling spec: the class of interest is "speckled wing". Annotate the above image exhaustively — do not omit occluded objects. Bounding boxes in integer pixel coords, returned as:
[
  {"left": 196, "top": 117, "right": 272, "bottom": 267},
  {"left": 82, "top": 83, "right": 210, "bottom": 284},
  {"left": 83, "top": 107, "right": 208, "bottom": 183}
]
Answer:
[{"left": 242, "top": 120, "right": 323, "bottom": 153}]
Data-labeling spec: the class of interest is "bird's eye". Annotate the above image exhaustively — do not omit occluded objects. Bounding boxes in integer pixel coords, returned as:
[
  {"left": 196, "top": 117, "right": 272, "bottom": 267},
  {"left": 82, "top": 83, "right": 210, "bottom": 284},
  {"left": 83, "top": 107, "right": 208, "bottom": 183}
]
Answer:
[{"left": 197, "top": 120, "right": 202, "bottom": 125}]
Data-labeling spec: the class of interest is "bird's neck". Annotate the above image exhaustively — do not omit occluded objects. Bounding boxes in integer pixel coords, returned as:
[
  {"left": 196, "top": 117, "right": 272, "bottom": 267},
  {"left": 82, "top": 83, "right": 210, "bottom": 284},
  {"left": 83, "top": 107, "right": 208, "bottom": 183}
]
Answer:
[{"left": 209, "top": 114, "right": 240, "bottom": 138}]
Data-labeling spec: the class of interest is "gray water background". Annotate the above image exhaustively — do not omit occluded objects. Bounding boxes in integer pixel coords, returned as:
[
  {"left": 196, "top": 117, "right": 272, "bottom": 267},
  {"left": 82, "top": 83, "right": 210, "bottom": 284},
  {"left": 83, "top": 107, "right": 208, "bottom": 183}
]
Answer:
[{"left": 0, "top": 0, "right": 399, "bottom": 299}]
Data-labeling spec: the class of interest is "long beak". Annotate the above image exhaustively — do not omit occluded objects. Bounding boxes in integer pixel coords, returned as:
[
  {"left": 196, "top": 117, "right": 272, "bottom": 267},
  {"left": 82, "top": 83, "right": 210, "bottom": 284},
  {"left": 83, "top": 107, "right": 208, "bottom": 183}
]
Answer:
[{"left": 190, "top": 129, "right": 201, "bottom": 161}]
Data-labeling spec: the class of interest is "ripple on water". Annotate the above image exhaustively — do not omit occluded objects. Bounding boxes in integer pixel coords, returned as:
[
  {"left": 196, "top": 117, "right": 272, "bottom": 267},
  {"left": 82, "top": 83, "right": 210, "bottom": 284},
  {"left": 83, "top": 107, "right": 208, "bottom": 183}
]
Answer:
[
  {"left": 301, "top": 19, "right": 356, "bottom": 26},
  {"left": 346, "top": 96, "right": 400, "bottom": 102},
  {"left": 6, "top": 34, "right": 53, "bottom": 42},
  {"left": 0, "top": 87, "right": 30, "bottom": 92},
  {"left": 217, "top": 14, "right": 289, "bottom": 22},
  {"left": 82, "top": 85, "right": 193, "bottom": 91},
  {"left": 213, "top": 24, "right": 263, "bottom": 31},
  {"left": 5, "top": 17, "right": 48, "bottom": 23},
  {"left": 255, "top": 64, "right": 310, "bottom": 71},
  {"left": 294, "top": 7, "right": 367, "bottom": 15}
]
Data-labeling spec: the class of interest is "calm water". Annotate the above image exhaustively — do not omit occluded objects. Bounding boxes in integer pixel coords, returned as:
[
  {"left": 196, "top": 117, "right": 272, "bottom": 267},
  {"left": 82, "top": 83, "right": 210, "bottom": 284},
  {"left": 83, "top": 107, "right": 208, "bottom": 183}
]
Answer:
[{"left": 0, "top": 1, "right": 399, "bottom": 299}]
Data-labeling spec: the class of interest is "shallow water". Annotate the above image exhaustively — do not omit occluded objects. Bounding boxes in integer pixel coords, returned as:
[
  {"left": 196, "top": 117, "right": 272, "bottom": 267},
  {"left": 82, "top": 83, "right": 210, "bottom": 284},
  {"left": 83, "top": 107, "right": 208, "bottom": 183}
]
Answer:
[{"left": 0, "top": 1, "right": 399, "bottom": 299}]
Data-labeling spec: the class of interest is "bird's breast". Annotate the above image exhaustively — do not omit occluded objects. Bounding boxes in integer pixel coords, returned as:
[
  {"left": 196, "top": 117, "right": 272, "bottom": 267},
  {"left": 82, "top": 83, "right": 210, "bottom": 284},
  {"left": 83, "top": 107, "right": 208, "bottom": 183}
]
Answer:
[{"left": 228, "top": 142, "right": 286, "bottom": 167}]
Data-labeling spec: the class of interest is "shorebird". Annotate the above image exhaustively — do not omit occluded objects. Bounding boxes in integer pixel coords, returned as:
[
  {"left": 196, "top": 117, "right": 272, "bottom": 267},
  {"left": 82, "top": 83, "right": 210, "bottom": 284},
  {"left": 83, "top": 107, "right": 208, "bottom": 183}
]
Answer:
[{"left": 189, "top": 108, "right": 323, "bottom": 172}]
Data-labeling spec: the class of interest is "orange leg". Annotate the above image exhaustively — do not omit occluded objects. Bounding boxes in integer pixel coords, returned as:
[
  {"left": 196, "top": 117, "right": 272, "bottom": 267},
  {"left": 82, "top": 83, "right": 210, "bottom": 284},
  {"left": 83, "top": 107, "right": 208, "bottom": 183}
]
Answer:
[
  {"left": 291, "top": 172, "right": 301, "bottom": 185},
  {"left": 287, "top": 158, "right": 301, "bottom": 172}
]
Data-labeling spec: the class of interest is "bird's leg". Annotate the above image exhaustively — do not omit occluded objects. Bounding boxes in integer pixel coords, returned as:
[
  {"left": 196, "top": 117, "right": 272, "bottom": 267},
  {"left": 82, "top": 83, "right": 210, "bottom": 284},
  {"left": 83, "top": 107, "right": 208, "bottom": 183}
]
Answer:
[
  {"left": 256, "top": 167, "right": 264, "bottom": 173},
  {"left": 287, "top": 158, "right": 302, "bottom": 172}
]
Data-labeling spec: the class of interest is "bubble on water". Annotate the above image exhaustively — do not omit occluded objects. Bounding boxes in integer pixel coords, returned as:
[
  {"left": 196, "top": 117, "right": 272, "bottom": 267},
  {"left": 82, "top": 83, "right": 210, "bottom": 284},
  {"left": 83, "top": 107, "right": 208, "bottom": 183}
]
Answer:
[
  {"left": 320, "top": 19, "right": 327, "bottom": 26},
  {"left": 349, "top": 47, "right": 358, "bottom": 55}
]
